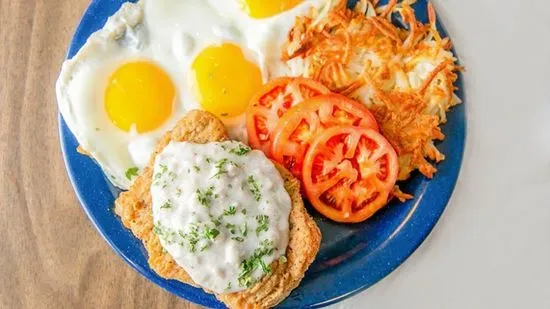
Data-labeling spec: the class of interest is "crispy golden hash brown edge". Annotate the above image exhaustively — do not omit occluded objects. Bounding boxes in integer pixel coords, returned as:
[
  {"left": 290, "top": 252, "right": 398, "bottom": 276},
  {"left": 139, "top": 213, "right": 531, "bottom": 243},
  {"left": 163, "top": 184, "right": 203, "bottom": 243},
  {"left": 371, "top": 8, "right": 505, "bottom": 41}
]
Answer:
[{"left": 114, "top": 110, "right": 321, "bottom": 309}]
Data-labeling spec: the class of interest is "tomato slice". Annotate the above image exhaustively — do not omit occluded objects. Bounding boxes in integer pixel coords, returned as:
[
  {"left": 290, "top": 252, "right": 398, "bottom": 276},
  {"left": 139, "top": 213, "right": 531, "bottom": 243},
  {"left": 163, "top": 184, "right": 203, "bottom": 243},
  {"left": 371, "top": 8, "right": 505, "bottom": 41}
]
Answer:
[
  {"left": 271, "top": 94, "right": 379, "bottom": 179},
  {"left": 246, "top": 77, "right": 330, "bottom": 155},
  {"left": 302, "top": 126, "right": 398, "bottom": 223}
]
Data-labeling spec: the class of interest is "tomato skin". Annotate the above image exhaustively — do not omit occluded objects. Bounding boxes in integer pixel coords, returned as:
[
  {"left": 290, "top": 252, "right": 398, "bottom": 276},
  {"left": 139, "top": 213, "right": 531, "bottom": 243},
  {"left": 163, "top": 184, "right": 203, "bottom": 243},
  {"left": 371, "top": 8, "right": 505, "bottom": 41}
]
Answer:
[
  {"left": 271, "top": 94, "right": 379, "bottom": 178},
  {"left": 246, "top": 77, "right": 330, "bottom": 156},
  {"left": 302, "top": 125, "right": 398, "bottom": 223}
]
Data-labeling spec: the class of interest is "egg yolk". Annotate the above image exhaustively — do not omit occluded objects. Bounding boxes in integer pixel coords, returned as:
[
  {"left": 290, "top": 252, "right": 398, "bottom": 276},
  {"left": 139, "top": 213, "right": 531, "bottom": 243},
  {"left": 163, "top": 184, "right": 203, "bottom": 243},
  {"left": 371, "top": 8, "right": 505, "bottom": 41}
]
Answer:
[
  {"left": 241, "top": 0, "right": 303, "bottom": 18},
  {"left": 192, "top": 43, "right": 262, "bottom": 118},
  {"left": 105, "top": 61, "right": 175, "bottom": 133}
]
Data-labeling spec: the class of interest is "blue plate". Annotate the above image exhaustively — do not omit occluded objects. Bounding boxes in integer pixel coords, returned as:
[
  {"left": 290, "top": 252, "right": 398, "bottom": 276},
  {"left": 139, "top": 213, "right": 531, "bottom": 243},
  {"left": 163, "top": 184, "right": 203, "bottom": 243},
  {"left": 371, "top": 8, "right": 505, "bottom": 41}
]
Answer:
[{"left": 59, "top": 0, "right": 466, "bottom": 307}]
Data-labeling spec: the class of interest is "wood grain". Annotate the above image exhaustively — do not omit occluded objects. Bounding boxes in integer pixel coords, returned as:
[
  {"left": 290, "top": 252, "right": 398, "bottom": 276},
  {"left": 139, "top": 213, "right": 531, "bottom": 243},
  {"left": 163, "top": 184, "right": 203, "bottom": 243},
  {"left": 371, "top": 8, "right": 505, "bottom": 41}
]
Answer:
[{"left": 0, "top": 1, "right": 200, "bottom": 308}]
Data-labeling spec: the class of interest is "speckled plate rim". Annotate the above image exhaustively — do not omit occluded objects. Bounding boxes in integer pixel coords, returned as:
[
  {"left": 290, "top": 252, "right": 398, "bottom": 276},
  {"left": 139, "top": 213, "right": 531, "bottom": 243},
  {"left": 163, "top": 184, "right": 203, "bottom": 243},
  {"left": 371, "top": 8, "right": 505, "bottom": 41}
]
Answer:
[{"left": 58, "top": 0, "right": 466, "bottom": 308}]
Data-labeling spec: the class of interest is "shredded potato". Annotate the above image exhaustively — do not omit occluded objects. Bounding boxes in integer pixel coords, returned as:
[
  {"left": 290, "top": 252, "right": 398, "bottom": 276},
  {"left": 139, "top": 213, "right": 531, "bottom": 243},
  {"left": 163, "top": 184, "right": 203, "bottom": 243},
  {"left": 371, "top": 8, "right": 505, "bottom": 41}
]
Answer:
[{"left": 282, "top": 0, "right": 461, "bottom": 196}]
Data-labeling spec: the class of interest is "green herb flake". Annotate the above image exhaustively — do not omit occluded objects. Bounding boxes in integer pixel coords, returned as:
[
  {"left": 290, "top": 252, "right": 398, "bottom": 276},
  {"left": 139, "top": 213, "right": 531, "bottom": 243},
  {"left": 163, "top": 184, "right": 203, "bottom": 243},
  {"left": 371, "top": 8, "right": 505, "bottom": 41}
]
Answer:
[
  {"left": 259, "top": 258, "right": 271, "bottom": 274},
  {"left": 160, "top": 201, "right": 172, "bottom": 209},
  {"left": 196, "top": 186, "right": 214, "bottom": 207},
  {"left": 203, "top": 227, "right": 220, "bottom": 240},
  {"left": 193, "top": 165, "right": 201, "bottom": 172},
  {"left": 225, "top": 223, "right": 237, "bottom": 235},
  {"left": 237, "top": 240, "right": 274, "bottom": 288},
  {"left": 241, "top": 209, "right": 247, "bottom": 215},
  {"left": 231, "top": 236, "right": 245, "bottom": 242},
  {"left": 279, "top": 255, "right": 287, "bottom": 264},
  {"left": 153, "top": 222, "right": 176, "bottom": 245},
  {"left": 210, "top": 215, "right": 222, "bottom": 227},
  {"left": 255, "top": 215, "right": 269, "bottom": 236},
  {"left": 152, "top": 223, "right": 163, "bottom": 236},
  {"left": 240, "top": 222, "right": 248, "bottom": 237},
  {"left": 125, "top": 167, "right": 139, "bottom": 180},
  {"left": 224, "top": 281, "right": 232, "bottom": 291},
  {"left": 223, "top": 205, "right": 237, "bottom": 216},
  {"left": 211, "top": 158, "right": 238, "bottom": 179},
  {"left": 180, "top": 224, "right": 200, "bottom": 252},
  {"left": 247, "top": 175, "right": 262, "bottom": 202},
  {"left": 229, "top": 144, "right": 251, "bottom": 156}
]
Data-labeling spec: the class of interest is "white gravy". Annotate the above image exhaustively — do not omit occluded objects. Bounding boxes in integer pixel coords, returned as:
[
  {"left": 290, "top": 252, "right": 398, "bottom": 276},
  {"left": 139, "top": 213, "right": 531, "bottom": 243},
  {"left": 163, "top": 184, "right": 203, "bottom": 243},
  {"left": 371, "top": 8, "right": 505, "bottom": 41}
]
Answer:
[{"left": 151, "top": 141, "right": 290, "bottom": 293}]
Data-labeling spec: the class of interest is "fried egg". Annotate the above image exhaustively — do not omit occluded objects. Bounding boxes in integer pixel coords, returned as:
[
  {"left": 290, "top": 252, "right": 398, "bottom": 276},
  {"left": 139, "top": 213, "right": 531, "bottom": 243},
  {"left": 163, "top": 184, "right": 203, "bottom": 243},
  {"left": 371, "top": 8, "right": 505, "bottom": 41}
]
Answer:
[
  {"left": 57, "top": 0, "right": 327, "bottom": 189},
  {"left": 188, "top": 0, "right": 328, "bottom": 140}
]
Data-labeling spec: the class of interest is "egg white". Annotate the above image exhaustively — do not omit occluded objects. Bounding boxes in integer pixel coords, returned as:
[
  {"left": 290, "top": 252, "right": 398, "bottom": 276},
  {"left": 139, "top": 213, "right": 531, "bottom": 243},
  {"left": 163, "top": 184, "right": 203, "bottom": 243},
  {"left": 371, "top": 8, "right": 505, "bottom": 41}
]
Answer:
[{"left": 208, "top": 0, "right": 329, "bottom": 79}]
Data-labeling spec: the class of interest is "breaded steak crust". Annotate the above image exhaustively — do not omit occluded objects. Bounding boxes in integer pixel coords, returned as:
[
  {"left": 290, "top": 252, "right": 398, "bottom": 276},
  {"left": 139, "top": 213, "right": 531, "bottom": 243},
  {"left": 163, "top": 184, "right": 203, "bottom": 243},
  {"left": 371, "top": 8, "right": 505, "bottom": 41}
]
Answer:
[{"left": 115, "top": 110, "right": 321, "bottom": 308}]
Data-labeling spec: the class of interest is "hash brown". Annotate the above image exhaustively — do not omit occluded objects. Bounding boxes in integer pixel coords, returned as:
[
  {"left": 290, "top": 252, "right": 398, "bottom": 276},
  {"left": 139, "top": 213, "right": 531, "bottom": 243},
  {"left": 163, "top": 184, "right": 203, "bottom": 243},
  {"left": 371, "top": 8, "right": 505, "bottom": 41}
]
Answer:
[{"left": 283, "top": 0, "right": 460, "bottom": 189}]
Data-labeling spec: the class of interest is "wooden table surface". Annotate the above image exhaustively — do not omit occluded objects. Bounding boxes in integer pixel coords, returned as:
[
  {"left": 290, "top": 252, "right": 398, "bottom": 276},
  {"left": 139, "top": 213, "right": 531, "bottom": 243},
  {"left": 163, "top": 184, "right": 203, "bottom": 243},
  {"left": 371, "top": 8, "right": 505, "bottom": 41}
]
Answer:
[{"left": 0, "top": 1, "right": 199, "bottom": 308}]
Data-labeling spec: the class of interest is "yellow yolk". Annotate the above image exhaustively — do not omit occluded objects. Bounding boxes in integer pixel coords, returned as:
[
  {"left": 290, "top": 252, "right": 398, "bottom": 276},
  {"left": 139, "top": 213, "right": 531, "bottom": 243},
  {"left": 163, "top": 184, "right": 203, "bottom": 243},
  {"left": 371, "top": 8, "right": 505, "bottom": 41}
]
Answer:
[
  {"left": 105, "top": 61, "right": 175, "bottom": 133},
  {"left": 192, "top": 43, "right": 262, "bottom": 118},
  {"left": 241, "top": 0, "right": 304, "bottom": 18}
]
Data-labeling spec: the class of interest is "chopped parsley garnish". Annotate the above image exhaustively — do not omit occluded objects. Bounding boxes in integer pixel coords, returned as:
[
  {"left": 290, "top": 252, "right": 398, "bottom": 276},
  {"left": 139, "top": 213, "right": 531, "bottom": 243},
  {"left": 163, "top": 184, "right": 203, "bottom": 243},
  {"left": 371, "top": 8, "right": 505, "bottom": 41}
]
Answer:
[
  {"left": 279, "top": 255, "right": 287, "bottom": 264},
  {"left": 179, "top": 224, "right": 200, "bottom": 252},
  {"left": 196, "top": 186, "right": 214, "bottom": 207},
  {"left": 203, "top": 227, "right": 220, "bottom": 240},
  {"left": 225, "top": 223, "right": 237, "bottom": 235},
  {"left": 210, "top": 215, "right": 222, "bottom": 227},
  {"left": 237, "top": 240, "right": 274, "bottom": 288},
  {"left": 153, "top": 222, "right": 176, "bottom": 245},
  {"left": 231, "top": 236, "right": 245, "bottom": 242},
  {"left": 255, "top": 215, "right": 269, "bottom": 236},
  {"left": 160, "top": 201, "right": 172, "bottom": 209},
  {"left": 205, "top": 157, "right": 212, "bottom": 164},
  {"left": 247, "top": 175, "right": 262, "bottom": 202},
  {"left": 193, "top": 165, "right": 201, "bottom": 172},
  {"left": 240, "top": 222, "right": 248, "bottom": 237},
  {"left": 229, "top": 144, "right": 251, "bottom": 156},
  {"left": 176, "top": 188, "right": 183, "bottom": 197},
  {"left": 225, "top": 281, "right": 232, "bottom": 291},
  {"left": 125, "top": 167, "right": 139, "bottom": 180},
  {"left": 169, "top": 222, "right": 222, "bottom": 253},
  {"left": 152, "top": 223, "right": 165, "bottom": 237},
  {"left": 153, "top": 163, "right": 171, "bottom": 186},
  {"left": 212, "top": 158, "right": 229, "bottom": 178},
  {"left": 258, "top": 258, "right": 270, "bottom": 273},
  {"left": 223, "top": 205, "right": 237, "bottom": 216},
  {"left": 241, "top": 209, "right": 247, "bottom": 215},
  {"left": 211, "top": 158, "right": 238, "bottom": 179}
]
